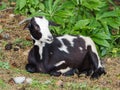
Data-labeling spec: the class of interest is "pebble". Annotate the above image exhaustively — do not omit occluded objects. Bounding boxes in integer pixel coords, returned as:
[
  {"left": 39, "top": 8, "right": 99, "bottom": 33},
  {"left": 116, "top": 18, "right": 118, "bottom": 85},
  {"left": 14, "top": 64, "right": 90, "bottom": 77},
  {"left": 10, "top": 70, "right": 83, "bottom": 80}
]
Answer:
[
  {"left": 9, "top": 14, "right": 15, "bottom": 18},
  {"left": 2, "top": 33, "right": 10, "bottom": 40},
  {"left": 13, "top": 77, "right": 26, "bottom": 84},
  {"left": 26, "top": 35, "right": 32, "bottom": 41},
  {"left": 13, "top": 77, "right": 32, "bottom": 84},
  {"left": 25, "top": 78, "right": 32, "bottom": 84}
]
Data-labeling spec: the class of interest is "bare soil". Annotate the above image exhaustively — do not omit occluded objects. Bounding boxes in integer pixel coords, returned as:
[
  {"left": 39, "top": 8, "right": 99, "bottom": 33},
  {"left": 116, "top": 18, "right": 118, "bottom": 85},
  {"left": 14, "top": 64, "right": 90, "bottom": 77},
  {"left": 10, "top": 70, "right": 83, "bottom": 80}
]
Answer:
[{"left": 0, "top": 9, "right": 120, "bottom": 90}]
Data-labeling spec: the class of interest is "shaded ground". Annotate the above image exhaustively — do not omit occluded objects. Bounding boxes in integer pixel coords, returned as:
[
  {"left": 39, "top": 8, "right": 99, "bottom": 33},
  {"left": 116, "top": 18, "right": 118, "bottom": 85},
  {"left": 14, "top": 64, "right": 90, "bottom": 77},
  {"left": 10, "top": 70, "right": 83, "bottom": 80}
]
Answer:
[{"left": 0, "top": 9, "right": 120, "bottom": 90}]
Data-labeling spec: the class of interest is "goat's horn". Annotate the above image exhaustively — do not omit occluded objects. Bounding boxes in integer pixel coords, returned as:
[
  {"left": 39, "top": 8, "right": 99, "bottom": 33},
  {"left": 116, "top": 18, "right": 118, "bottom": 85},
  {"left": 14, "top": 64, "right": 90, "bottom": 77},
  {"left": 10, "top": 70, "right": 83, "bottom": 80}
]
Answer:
[{"left": 19, "top": 18, "right": 32, "bottom": 25}]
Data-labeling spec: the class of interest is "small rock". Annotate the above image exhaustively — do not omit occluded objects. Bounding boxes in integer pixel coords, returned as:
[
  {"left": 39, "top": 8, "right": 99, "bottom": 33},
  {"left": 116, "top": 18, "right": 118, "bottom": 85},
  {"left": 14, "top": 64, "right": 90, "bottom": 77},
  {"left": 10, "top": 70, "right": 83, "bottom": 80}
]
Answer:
[
  {"left": 9, "top": 14, "right": 15, "bottom": 18},
  {"left": 56, "top": 80, "right": 63, "bottom": 87},
  {"left": 25, "top": 78, "right": 32, "bottom": 84},
  {"left": 26, "top": 35, "right": 32, "bottom": 41},
  {"left": 2, "top": 33, "right": 10, "bottom": 40},
  {"left": 13, "top": 77, "right": 25, "bottom": 84},
  {"left": 5, "top": 43, "right": 12, "bottom": 50}
]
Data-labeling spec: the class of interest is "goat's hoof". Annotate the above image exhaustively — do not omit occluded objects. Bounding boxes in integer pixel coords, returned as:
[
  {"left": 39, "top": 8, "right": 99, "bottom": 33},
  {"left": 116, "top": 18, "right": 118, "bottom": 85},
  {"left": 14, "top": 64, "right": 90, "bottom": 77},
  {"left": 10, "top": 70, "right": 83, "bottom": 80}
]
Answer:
[
  {"left": 50, "top": 71, "right": 61, "bottom": 76},
  {"left": 62, "top": 69, "right": 75, "bottom": 76},
  {"left": 90, "top": 67, "right": 106, "bottom": 79},
  {"left": 25, "top": 64, "right": 37, "bottom": 73}
]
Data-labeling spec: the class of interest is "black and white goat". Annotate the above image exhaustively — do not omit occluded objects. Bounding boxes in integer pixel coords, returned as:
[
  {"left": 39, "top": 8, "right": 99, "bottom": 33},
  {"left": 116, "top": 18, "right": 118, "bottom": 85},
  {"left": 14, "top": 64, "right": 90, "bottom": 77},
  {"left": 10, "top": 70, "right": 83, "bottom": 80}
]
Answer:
[{"left": 20, "top": 16, "right": 106, "bottom": 78}]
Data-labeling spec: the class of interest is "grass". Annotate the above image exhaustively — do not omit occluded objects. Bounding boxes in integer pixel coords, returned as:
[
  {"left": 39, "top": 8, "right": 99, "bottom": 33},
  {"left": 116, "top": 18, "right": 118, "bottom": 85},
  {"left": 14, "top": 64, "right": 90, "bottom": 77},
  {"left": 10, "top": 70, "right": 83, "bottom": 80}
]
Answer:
[
  {"left": 14, "top": 38, "right": 32, "bottom": 48},
  {"left": 0, "top": 79, "right": 7, "bottom": 89},
  {"left": 0, "top": 61, "right": 10, "bottom": 69}
]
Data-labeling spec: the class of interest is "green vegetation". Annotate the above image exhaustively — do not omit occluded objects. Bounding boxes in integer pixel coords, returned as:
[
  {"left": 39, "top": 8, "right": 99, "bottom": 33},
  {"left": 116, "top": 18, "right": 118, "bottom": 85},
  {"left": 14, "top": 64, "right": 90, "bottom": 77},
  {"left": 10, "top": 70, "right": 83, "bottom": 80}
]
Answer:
[
  {"left": 14, "top": 0, "right": 120, "bottom": 57},
  {"left": 0, "top": 2, "right": 7, "bottom": 10},
  {"left": 0, "top": 61, "right": 10, "bottom": 69},
  {"left": 14, "top": 38, "right": 32, "bottom": 48}
]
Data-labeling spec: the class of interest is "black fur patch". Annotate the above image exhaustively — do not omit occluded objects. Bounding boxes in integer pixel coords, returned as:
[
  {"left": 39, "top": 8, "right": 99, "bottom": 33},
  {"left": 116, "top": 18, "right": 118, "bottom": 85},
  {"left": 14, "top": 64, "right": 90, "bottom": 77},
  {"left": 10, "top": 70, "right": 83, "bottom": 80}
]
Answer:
[{"left": 28, "top": 18, "right": 42, "bottom": 40}]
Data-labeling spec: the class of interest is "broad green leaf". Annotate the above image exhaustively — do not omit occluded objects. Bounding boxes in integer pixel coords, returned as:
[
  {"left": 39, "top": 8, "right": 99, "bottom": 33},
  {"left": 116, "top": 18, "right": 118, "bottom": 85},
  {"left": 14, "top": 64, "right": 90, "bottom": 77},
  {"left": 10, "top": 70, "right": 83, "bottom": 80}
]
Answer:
[
  {"left": 30, "top": 8, "right": 35, "bottom": 13},
  {"left": 39, "top": 3, "right": 45, "bottom": 11},
  {"left": 47, "top": 0, "right": 53, "bottom": 14},
  {"left": 0, "top": 2, "right": 6, "bottom": 10},
  {"left": 92, "top": 38, "right": 110, "bottom": 47},
  {"left": 97, "top": 10, "right": 120, "bottom": 19},
  {"left": 81, "top": 0, "right": 104, "bottom": 10},
  {"left": 92, "top": 32, "right": 111, "bottom": 40},
  {"left": 100, "top": 21, "right": 110, "bottom": 35},
  {"left": 73, "top": 19, "right": 90, "bottom": 30},
  {"left": 52, "top": 0, "right": 61, "bottom": 10},
  {"left": 101, "top": 17, "right": 120, "bottom": 30},
  {"left": 34, "top": 0, "right": 39, "bottom": 5},
  {"left": 19, "top": 0, "right": 26, "bottom": 10},
  {"left": 61, "top": 1, "right": 75, "bottom": 9}
]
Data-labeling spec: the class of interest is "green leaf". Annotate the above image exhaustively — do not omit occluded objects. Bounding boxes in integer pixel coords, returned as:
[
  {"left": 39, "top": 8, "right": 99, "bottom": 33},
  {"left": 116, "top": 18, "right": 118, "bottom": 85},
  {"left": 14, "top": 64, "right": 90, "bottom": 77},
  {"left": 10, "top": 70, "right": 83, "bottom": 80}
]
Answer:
[
  {"left": 81, "top": 0, "right": 104, "bottom": 10},
  {"left": 73, "top": 19, "right": 90, "bottom": 30},
  {"left": 97, "top": 10, "right": 120, "bottom": 19},
  {"left": 92, "top": 32, "right": 111, "bottom": 40},
  {"left": 19, "top": 0, "right": 26, "bottom": 10},
  {"left": 92, "top": 38, "right": 110, "bottom": 47},
  {"left": 0, "top": 2, "right": 6, "bottom": 10},
  {"left": 39, "top": 3, "right": 45, "bottom": 11},
  {"left": 30, "top": 8, "right": 35, "bottom": 13},
  {"left": 106, "top": 17, "right": 120, "bottom": 29}
]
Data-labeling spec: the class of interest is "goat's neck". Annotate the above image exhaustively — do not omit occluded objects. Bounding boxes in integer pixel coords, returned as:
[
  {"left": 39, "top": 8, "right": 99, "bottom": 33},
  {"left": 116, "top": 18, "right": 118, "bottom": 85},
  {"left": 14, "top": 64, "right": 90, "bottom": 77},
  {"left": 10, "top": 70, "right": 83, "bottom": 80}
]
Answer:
[{"left": 34, "top": 40, "right": 45, "bottom": 60}]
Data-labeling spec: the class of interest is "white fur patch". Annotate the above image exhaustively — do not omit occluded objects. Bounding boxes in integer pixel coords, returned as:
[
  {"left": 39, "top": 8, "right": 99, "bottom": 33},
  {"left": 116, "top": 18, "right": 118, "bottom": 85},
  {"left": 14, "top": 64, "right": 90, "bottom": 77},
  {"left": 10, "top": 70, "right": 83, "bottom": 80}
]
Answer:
[
  {"left": 55, "top": 61, "right": 65, "bottom": 67},
  {"left": 34, "top": 17, "right": 53, "bottom": 43},
  {"left": 58, "top": 67, "right": 71, "bottom": 74},
  {"left": 57, "top": 35, "right": 76, "bottom": 53},
  {"left": 32, "top": 35, "right": 45, "bottom": 60},
  {"left": 79, "top": 47, "right": 83, "bottom": 51},
  {"left": 79, "top": 36, "right": 102, "bottom": 68}
]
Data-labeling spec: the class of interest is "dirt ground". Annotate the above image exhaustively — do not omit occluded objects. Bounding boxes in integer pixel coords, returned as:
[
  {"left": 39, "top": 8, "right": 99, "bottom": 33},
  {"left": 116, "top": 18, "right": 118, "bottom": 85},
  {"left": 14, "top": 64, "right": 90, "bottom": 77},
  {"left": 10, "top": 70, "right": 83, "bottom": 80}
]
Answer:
[{"left": 0, "top": 9, "right": 120, "bottom": 90}]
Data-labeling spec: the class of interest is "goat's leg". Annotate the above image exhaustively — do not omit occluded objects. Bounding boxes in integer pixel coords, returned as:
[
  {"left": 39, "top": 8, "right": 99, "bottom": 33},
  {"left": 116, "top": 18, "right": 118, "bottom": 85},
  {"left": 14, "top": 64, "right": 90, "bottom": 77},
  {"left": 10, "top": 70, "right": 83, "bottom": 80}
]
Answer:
[
  {"left": 25, "top": 63, "right": 38, "bottom": 73},
  {"left": 50, "top": 68, "right": 75, "bottom": 76},
  {"left": 87, "top": 46, "right": 106, "bottom": 79}
]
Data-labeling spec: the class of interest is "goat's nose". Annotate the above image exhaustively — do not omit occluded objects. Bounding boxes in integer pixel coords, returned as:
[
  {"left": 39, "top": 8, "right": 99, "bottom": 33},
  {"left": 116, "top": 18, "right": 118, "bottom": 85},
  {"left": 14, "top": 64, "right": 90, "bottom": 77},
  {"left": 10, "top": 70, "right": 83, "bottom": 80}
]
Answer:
[{"left": 48, "top": 36, "right": 53, "bottom": 41}]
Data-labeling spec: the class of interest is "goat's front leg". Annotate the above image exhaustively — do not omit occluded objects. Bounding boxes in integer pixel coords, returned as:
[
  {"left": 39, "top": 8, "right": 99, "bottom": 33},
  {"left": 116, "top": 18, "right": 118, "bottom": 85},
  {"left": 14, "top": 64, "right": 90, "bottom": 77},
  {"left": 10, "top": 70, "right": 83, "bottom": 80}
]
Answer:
[
  {"left": 25, "top": 63, "right": 38, "bottom": 73},
  {"left": 87, "top": 46, "right": 106, "bottom": 79}
]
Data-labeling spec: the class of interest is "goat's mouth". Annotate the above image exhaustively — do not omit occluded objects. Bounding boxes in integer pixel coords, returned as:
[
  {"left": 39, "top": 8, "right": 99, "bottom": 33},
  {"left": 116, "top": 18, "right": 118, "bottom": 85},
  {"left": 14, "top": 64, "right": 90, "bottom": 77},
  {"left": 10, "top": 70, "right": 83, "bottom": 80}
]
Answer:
[{"left": 46, "top": 39, "right": 53, "bottom": 44}]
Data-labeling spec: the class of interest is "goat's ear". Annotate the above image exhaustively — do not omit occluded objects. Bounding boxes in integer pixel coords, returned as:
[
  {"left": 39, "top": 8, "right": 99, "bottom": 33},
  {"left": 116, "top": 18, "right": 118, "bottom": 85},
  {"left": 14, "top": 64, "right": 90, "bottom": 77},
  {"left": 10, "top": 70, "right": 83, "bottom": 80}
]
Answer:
[
  {"left": 19, "top": 18, "right": 31, "bottom": 30},
  {"left": 23, "top": 22, "right": 30, "bottom": 30},
  {"left": 49, "top": 21, "right": 60, "bottom": 26}
]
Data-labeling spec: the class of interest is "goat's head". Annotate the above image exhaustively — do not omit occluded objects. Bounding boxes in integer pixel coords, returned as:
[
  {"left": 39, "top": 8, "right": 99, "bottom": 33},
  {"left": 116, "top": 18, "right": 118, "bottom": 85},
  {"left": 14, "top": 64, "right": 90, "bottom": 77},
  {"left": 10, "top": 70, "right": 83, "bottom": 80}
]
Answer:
[{"left": 20, "top": 16, "right": 59, "bottom": 44}]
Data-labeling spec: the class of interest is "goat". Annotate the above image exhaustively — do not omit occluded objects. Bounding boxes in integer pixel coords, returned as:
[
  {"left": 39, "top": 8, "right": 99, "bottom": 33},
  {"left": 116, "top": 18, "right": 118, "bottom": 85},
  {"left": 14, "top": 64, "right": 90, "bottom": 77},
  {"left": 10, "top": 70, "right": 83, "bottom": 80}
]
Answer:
[{"left": 20, "top": 16, "right": 106, "bottom": 79}]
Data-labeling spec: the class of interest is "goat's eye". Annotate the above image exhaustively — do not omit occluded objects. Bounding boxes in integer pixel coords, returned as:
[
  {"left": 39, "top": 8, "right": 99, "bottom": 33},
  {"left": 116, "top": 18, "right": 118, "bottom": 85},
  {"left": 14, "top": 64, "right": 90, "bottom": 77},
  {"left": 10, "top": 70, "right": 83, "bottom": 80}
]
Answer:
[{"left": 34, "top": 25, "right": 39, "bottom": 31}]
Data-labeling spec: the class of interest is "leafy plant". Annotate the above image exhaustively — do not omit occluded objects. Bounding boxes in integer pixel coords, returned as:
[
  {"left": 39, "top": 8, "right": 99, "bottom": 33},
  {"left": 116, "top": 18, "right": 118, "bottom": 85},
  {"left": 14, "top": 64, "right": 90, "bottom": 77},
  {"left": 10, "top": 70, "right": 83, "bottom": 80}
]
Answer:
[
  {"left": 15, "top": 0, "right": 44, "bottom": 15},
  {"left": 0, "top": 61, "right": 10, "bottom": 69},
  {"left": 0, "top": 2, "right": 7, "bottom": 10},
  {"left": 0, "top": 79, "right": 6, "bottom": 89},
  {"left": 15, "top": 0, "right": 120, "bottom": 57},
  {"left": 14, "top": 38, "right": 32, "bottom": 48}
]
